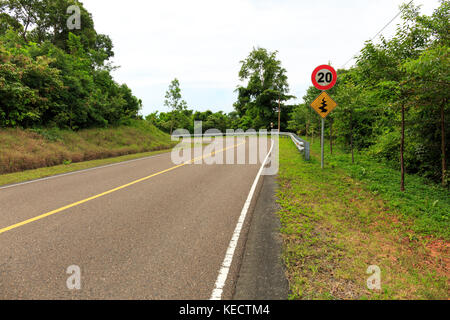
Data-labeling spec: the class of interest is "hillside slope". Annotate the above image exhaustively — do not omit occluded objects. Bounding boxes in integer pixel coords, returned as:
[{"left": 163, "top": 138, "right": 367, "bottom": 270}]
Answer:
[{"left": 0, "top": 121, "right": 174, "bottom": 174}]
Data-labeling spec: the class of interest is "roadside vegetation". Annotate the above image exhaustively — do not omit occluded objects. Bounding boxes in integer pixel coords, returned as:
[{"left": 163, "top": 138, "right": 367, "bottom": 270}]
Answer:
[
  {"left": 277, "top": 137, "right": 449, "bottom": 300},
  {"left": 0, "top": 120, "right": 174, "bottom": 175},
  {"left": 148, "top": 45, "right": 295, "bottom": 134},
  {"left": 3, "top": 0, "right": 446, "bottom": 193},
  {"left": 289, "top": 1, "right": 449, "bottom": 187},
  {"left": 276, "top": 4, "right": 449, "bottom": 298},
  {"left": 0, "top": 0, "right": 142, "bottom": 129},
  {"left": 0, "top": 147, "right": 173, "bottom": 187},
  {"left": 0, "top": 1, "right": 177, "bottom": 182}
]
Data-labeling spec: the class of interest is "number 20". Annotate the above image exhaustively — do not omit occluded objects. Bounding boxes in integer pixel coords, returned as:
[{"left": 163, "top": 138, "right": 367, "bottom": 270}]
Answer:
[{"left": 318, "top": 72, "right": 332, "bottom": 83}]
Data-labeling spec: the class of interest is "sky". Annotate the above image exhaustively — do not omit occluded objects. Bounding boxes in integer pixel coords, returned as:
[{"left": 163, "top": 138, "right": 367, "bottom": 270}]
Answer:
[{"left": 82, "top": 0, "right": 441, "bottom": 116}]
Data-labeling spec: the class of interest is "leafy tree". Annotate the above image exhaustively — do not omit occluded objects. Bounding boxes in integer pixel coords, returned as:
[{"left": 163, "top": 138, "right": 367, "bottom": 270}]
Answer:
[
  {"left": 354, "top": 2, "right": 430, "bottom": 190},
  {"left": 0, "top": 0, "right": 40, "bottom": 41},
  {"left": 0, "top": 11, "right": 23, "bottom": 34},
  {"left": 403, "top": 45, "right": 449, "bottom": 185},
  {"left": 0, "top": 0, "right": 114, "bottom": 67},
  {"left": 164, "top": 78, "right": 187, "bottom": 134},
  {"left": 234, "top": 47, "right": 294, "bottom": 130},
  {"left": 204, "top": 111, "right": 230, "bottom": 133},
  {"left": 0, "top": 28, "right": 140, "bottom": 129}
]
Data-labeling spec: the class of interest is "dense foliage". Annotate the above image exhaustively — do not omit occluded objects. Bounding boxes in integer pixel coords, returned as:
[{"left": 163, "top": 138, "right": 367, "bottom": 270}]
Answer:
[
  {"left": 0, "top": 0, "right": 141, "bottom": 129},
  {"left": 288, "top": 1, "right": 449, "bottom": 186},
  {"left": 148, "top": 101, "right": 295, "bottom": 134},
  {"left": 233, "top": 47, "right": 295, "bottom": 131}
]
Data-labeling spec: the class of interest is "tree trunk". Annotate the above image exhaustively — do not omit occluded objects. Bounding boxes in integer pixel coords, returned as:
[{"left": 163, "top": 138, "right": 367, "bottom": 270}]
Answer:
[
  {"left": 441, "top": 99, "right": 447, "bottom": 186},
  {"left": 400, "top": 102, "right": 405, "bottom": 192},
  {"left": 22, "top": 17, "right": 30, "bottom": 42},
  {"left": 330, "top": 118, "right": 333, "bottom": 155},
  {"left": 278, "top": 98, "right": 281, "bottom": 133},
  {"left": 306, "top": 121, "right": 309, "bottom": 140},
  {"left": 70, "top": 106, "right": 73, "bottom": 130},
  {"left": 350, "top": 112, "right": 354, "bottom": 164}
]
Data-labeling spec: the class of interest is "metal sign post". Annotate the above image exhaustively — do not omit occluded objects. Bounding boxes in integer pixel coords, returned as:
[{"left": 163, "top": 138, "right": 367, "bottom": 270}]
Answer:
[{"left": 321, "top": 118, "right": 324, "bottom": 169}]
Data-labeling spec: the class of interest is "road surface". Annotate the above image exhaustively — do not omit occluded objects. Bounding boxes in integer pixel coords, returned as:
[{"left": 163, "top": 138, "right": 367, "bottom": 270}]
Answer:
[{"left": 0, "top": 137, "right": 272, "bottom": 299}]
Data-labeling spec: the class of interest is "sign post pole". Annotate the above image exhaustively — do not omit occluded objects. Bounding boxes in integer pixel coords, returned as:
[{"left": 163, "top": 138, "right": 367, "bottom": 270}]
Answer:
[{"left": 321, "top": 118, "right": 324, "bottom": 169}]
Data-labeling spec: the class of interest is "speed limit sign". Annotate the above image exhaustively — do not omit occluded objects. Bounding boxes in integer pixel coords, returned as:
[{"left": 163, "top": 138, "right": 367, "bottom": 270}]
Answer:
[{"left": 311, "top": 65, "right": 337, "bottom": 91}]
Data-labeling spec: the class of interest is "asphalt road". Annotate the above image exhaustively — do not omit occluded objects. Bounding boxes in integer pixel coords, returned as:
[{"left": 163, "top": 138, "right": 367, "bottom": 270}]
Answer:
[{"left": 0, "top": 137, "right": 271, "bottom": 299}]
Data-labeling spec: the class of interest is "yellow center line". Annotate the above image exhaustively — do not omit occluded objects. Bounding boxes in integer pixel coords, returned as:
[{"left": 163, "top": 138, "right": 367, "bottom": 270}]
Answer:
[{"left": 0, "top": 140, "right": 246, "bottom": 235}]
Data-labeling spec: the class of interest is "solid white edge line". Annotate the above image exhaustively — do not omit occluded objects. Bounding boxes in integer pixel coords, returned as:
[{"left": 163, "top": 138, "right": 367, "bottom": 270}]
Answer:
[{"left": 210, "top": 139, "right": 275, "bottom": 300}]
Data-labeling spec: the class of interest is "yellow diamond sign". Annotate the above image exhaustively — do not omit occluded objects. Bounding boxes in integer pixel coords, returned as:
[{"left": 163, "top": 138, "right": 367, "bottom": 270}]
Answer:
[{"left": 310, "top": 92, "right": 337, "bottom": 119}]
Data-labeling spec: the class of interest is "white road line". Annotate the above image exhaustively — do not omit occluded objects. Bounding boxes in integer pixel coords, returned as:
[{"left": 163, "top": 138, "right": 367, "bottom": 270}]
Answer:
[
  {"left": 210, "top": 139, "right": 274, "bottom": 300},
  {"left": 0, "top": 152, "right": 169, "bottom": 190}
]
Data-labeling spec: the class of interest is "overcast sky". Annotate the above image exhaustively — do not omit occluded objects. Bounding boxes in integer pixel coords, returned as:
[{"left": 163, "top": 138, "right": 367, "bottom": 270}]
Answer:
[{"left": 82, "top": 0, "right": 440, "bottom": 116}]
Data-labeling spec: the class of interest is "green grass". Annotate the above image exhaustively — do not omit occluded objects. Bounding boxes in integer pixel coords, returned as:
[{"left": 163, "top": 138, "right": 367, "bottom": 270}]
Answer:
[
  {"left": 312, "top": 139, "right": 449, "bottom": 239},
  {"left": 276, "top": 137, "right": 449, "bottom": 300}
]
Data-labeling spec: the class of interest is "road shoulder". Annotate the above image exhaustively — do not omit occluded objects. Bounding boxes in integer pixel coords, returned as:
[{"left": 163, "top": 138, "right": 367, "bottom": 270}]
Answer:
[{"left": 233, "top": 175, "right": 289, "bottom": 300}]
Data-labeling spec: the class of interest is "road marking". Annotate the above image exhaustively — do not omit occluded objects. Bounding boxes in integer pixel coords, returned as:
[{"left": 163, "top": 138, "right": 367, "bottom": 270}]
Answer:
[
  {"left": 210, "top": 139, "right": 274, "bottom": 300},
  {"left": 0, "top": 152, "right": 170, "bottom": 190},
  {"left": 0, "top": 141, "right": 245, "bottom": 235}
]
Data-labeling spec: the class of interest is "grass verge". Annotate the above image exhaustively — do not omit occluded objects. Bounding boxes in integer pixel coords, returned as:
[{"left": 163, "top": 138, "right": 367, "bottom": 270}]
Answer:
[{"left": 277, "top": 137, "right": 449, "bottom": 300}]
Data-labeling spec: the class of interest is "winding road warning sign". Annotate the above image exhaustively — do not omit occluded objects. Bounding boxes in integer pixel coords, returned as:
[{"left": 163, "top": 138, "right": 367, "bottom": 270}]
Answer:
[
  {"left": 310, "top": 91, "right": 337, "bottom": 119},
  {"left": 311, "top": 65, "right": 337, "bottom": 91}
]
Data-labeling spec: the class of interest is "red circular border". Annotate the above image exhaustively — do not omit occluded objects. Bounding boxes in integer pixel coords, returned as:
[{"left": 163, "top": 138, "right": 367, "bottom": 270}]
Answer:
[{"left": 311, "top": 65, "right": 337, "bottom": 91}]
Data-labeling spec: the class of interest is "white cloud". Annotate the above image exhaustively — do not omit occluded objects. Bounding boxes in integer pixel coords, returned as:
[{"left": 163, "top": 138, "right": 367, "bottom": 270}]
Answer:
[{"left": 82, "top": 0, "right": 441, "bottom": 115}]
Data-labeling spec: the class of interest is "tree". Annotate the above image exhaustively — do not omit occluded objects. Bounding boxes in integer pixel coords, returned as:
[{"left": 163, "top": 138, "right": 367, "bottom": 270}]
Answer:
[
  {"left": 404, "top": 46, "right": 449, "bottom": 186},
  {"left": 0, "top": 27, "right": 140, "bottom": 129},
  {"left": 355, "top": 2, "right": 430, "bottom": 190},
  {"left": 0, "top": 11, "right": 23, "bottom": 34},
  {"left": 234, "top": 47, "right": 294, "bottom": 130},
  {"left": 164, "top": 78, "right": 187, "bottom": 134},
  {"left": 0, "top": 0, "right": 114, "bottom": 67},
  {"left": 400, "top": 0, "right": 449, "bottom": 186},
  {"left": 333, "top": 70, "right": 373, "bottom": 163},
  {"left": 0, "top": 0, "right": 40, "bottom": 41}
]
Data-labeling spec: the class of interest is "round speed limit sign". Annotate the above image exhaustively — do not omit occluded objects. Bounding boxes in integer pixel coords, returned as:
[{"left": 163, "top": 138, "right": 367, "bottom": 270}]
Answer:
[{"left": 311, "top": 65, "right": 337, "bottom": 91}]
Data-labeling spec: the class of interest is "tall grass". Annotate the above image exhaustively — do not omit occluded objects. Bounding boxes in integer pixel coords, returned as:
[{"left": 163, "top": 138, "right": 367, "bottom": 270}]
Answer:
[{"left": 0, "top": 120, "right": 174, "bottom": 174}]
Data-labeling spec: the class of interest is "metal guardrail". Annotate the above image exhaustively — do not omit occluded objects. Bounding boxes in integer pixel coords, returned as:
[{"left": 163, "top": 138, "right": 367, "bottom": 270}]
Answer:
[
  {"left": 284, "top": 132, "right": 310, "bottom": 161},
  {"left": 172, "top": 131, "right": 310, "bottom": 161}
]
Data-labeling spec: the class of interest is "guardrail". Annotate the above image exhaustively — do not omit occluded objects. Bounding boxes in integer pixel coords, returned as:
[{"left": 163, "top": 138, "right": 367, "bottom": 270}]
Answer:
[
  {"left": 172, "top": 131, "right": 310, "bottom": 161},
  {"left": 283, "top": 132, "right": 310, "bottom": 161}
]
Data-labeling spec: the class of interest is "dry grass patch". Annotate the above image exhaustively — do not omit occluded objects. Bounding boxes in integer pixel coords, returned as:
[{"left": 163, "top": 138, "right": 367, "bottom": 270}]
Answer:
[{"left": 0, "top": 121, "right": 175, "bottom": 175}]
